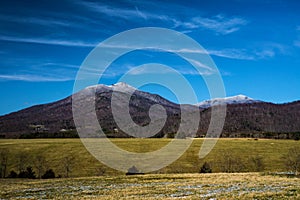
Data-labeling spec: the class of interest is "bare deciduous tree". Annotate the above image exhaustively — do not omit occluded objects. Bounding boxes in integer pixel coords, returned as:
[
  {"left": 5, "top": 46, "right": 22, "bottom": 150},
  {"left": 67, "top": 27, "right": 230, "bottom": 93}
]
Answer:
[
  {"left": 282, "top": 147, "right": 300, "bottom": 175},
  {"left": 62, "top": 155, "right": 75, "bottom": 178},
  {"left": 34, "top": 155, "right": 47, "bottom": 179},
  {"left": 0, "top": 148, "right": 9, "bottom": 178},
  {"left": 218, "top": 150, "right": 245, "bottom": 173},
  {"left": 249, "top": 155, "right": 265, "bottom": 172},
  {"left": 17, "top": 152, "right": 28, "bottom": 174}
]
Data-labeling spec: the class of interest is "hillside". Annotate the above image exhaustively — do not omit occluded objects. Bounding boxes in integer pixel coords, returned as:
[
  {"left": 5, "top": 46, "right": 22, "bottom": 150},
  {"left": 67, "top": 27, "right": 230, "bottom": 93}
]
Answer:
[
  {"left": 199, "top": 101, "right": 300, "bottom": 138},
  {"left": 0, "top": 83, "right": 300, "bottom": 139}
]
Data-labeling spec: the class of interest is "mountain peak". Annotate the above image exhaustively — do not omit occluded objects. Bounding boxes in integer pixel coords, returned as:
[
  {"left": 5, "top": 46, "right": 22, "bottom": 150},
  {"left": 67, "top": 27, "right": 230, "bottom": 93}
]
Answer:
[
  {"left": 108, "top": 82, "right": 137, "bottom": 93},
  {"left": 196, "top": 94, "right": 260, "bottom": 108},
  {"left": 85, "top": 84, "right": 108, "bottom": 90},
  {"left": 225, "top": 94, "right": 254, "bottom": 101},
  {"left": 235, "top": 94, "right": 249, "bottom": 98},
  {"left": 82, "top": 82, "right": 137, "bottom": 93}
]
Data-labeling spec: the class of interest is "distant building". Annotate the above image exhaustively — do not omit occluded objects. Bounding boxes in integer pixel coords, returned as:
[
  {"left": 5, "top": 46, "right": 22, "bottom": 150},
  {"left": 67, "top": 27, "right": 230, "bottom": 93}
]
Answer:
[
  {"left": 113, "top": 128, "right": 119, "bottom": 134},
  {"left": 29, "top": 124, "right": 49, "bottom": 133}
]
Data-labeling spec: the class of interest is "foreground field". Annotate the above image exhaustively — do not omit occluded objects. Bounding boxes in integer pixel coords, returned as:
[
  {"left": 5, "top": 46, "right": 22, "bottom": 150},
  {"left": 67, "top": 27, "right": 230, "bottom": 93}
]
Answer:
[
  {"left": 0, "top": 138, "right": 299, "bottom": 177},
  {"left": 0, "top": 173, "right": 299, "bottom": 199}
]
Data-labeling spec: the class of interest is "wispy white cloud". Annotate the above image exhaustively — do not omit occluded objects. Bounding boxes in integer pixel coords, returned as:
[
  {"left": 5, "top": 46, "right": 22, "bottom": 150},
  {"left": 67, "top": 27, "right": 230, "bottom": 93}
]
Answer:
[
  {"left": 134, "top": 6, "right": 147, "bottom": 20},
  {"left": 0, "top": 34, "right": 284, "bottom": 62},
  {"left": 0, "top": 61, "right": 80, "bottom": 82},
  {"left": 166, "top": 47, "right": 254, "bottom": 60},
  {"left": 78, "top": 1, "right": 170, "bottom": 22},
  {"left": 208, "top": 49, "right": 255, "bottom": 60},
  {"left": 254, "top": 50, "right": 275, "bottom": 58},
  {"left": 80, "top": 2, "right": 137, "bottom": 19},
  {"left": 126, "top": 64, "right": 211, "bottom": 76},
  {"left": 78, "top": 1, "right": 247, "bottom": 35},
  {"left": 253, "top": 43, "right": 289, "bottom": 59},
  {"left": 0, "top": 43, "right": 285, "bottom": 83},
  {"left": 207, "top": 42, "right": 289, "bottom": 60},
  {"left": 127, "top": 65, "right": 174, "bottom": 75},
  {"left": 185, "top": 58, "right": 215, "bottom": 72},
  {"left": 94, "top": 42, "right": 255, "bottom": 60},
  {"left": 0, "top": 14, "right": 72, "bottom": 27},
  {"left": 0, "top": 35, "right": 97, "bottom": 47},
  {"left": 31, "top": 62, "right": 80, "bottom": 70},
  {"left": 84, "top": 40, "right": 283, "bottom": 61},
  {"left": 0, "top": 12, "right": 115, "bottom": 37},
  {"left": 0, "top": 74, "right": 72, "bottom": 82},
  {"left": 174, "top": 14, "right": 248, "bottom": 35},
  {"left": 0, "top": 34, "right": 255, "bottom": 61}
]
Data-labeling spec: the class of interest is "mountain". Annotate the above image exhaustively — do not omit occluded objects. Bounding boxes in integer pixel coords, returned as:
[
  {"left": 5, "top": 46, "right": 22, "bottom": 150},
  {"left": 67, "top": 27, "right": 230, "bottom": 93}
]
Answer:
[
  {"left": 199, "top": 101, "right": 300, "bottom": 139},
  {"left": 0, "top": 83, "right": 300, "bottom": 139},
  {"left": 0, "top": 82, "right": 197, "bottom": 138},
  {"left": 196, "top": 95, "right": 260, "bottom": 108}
]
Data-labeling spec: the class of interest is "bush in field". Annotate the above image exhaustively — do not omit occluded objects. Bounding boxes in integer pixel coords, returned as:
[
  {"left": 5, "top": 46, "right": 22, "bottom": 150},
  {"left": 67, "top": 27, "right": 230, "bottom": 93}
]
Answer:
[
  {"left": 26, "top": 167, "right": 36, "bottom": 179},
  {"left": 18, "top": 166, "right": 36, "bottom": 179},
  {"left": 18, "top": 171, "right": 27, "bottom": 178},
  {"left": 200, "top": 162, "right": 212, "bottom": 173},
  {"left": 126, "top": 166, "right": 140, "bottom": 175},
  {"left": 42, "top": 169, "right": 55, "bottom": 179},
  {"left": 7, "top": 170, "right": 17, "bottom": 178}
]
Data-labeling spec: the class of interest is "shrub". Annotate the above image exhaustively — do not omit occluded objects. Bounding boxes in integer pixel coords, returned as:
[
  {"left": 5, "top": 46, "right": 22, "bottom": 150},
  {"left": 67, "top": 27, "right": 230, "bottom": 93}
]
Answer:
[
  {"left": 18, "top": 166, "right": 36, "bottom": 179},
  {"left": 7, "top": 170, "right": 17, "bottom": 178},
  {"left": 126, "top": 166, "right": 144, "bottom": 175},
  {"left": 42, "top": 169, "right": 55, "bottom": 179},
  {"left": 200, "top": 162, "right": 212, "bottom": 173}
]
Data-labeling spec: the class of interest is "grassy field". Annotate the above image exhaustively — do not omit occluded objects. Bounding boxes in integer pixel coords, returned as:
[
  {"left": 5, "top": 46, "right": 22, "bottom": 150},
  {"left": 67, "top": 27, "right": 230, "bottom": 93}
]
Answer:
[
  {"left": 1, "top": 138, "right": 300, "bottom": 199},
  {"left": 0, "top": 138, "right": 299, "bottom": 177},
  {"left": 0, "top": 173, "right": 299, "bottom": 199}
]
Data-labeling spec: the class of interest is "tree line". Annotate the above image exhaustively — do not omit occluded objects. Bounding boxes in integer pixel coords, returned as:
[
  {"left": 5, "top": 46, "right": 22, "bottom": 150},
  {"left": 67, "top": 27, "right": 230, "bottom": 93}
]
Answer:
[
  {"left": 1, "top": 146, "right": 300, "bottom": 178},
  {"left": 199, "top": 146, "right": 300, "bottom": 176},
  {"left": 0, "top": 149, "right": 76, "bottom": 179}
]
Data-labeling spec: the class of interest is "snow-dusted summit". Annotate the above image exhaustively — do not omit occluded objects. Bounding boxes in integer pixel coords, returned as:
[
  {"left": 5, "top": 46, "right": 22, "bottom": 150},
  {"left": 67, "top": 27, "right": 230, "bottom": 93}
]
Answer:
[
  {"left": 83, "top": 82, "right": 136, "bottom": 93},
  {"left": 83, "top": 84, "right": 260, "bottom": 109},
  {"left": 81, "top": 82, "right": 177, "bottom": 105},
  {"left": 196, "top": 95, "right": 260, "bottom": 108},
  {"left": 108, "top": 82, "right": 137, "bottom": 93}
]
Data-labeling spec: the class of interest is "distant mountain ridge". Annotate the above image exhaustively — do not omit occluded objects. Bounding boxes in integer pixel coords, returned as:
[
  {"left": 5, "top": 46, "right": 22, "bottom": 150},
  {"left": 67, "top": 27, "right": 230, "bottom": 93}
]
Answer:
[
  {"left": 0, "top": 82, "right": 300, "bottom": 139},
  {"left": 196, "top": 95, "right": 261, "bottom": 108}
]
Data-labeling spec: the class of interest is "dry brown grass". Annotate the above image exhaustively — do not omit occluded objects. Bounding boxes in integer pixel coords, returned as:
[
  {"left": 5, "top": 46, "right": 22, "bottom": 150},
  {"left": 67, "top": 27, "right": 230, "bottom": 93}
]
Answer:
[{"left": 0, "top": 173, "right": 299, "bottom": 199}]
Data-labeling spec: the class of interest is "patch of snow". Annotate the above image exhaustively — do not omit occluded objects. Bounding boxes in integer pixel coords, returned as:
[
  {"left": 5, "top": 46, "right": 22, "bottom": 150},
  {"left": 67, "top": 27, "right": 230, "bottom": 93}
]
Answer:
[
  {"left": 108, "top": 82, "right": 137, "bottom": 93},
  {"left": 85, "top": 84, "right": 109, "bottom": 90},
  {"left": 196, "top": 95, "right": 260, "bottom": 108}
]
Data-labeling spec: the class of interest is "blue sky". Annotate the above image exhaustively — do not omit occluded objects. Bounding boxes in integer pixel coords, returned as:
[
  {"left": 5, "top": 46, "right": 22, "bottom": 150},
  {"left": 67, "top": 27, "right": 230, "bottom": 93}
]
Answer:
[{"left": 0, "top": 0, "right": 300, "bottom": 115}]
